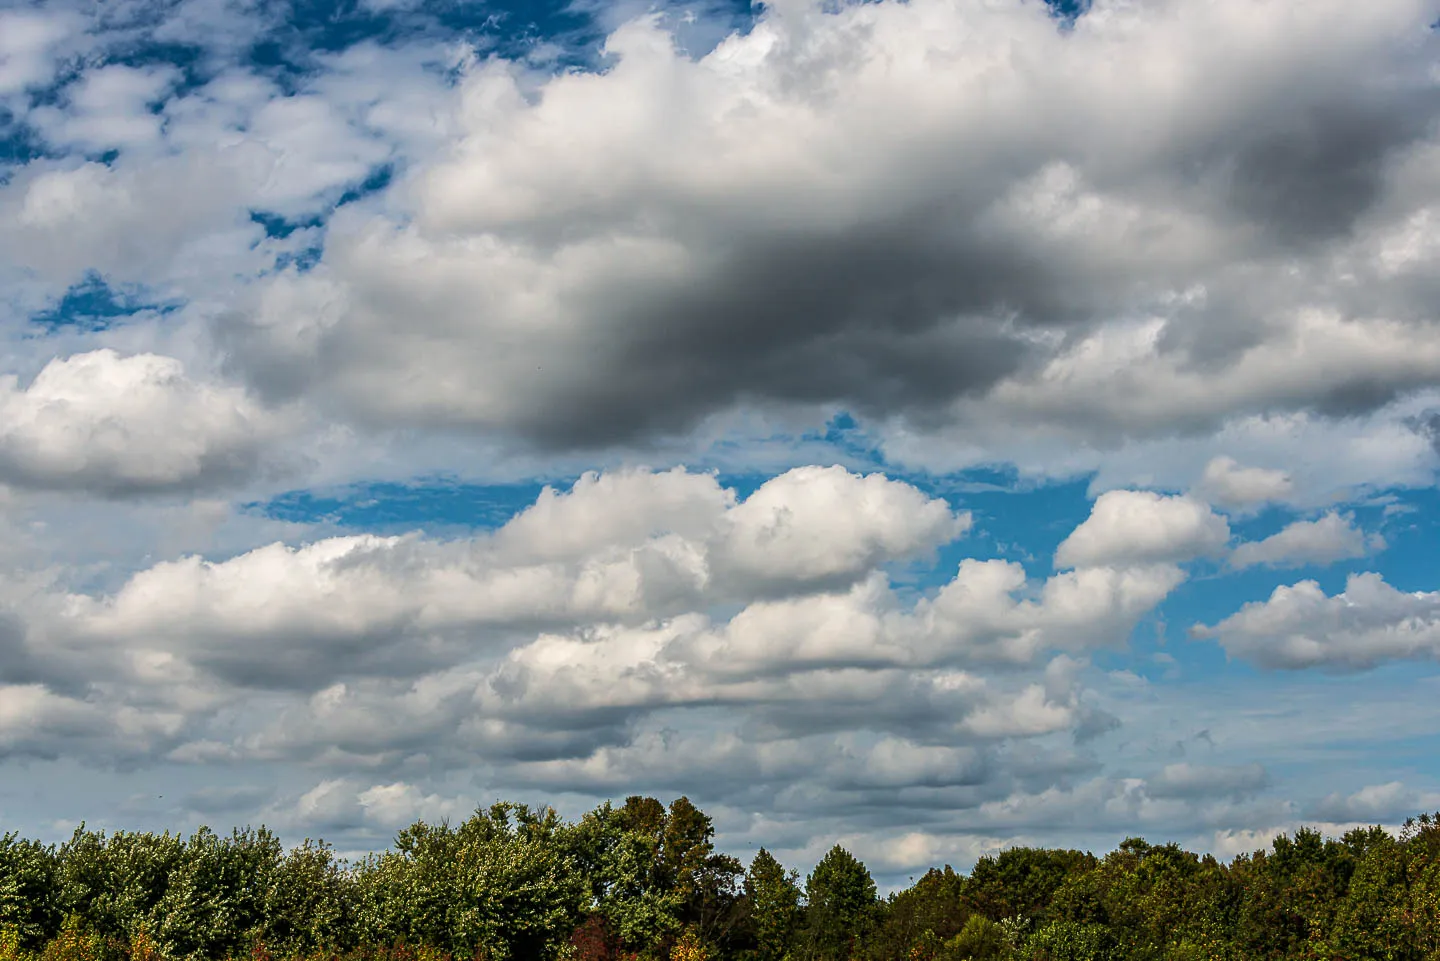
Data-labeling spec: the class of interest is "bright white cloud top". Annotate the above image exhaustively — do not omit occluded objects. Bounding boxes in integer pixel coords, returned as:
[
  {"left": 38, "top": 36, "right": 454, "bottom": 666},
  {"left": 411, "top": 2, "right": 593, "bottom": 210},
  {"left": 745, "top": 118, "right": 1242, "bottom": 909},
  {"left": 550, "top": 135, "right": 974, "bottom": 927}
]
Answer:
[{"left": 0, "top": 0, "right": 1438, "bottom": 878}]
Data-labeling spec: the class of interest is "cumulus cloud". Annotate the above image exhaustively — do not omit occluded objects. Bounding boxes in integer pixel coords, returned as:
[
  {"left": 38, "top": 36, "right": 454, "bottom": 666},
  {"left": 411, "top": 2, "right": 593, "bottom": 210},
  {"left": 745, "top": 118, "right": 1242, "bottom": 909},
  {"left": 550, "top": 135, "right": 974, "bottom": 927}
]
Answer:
[
  {"left": 0, "top": 466, "right": 1188, "bottom": 787},
  {"left": 288, "top": 777, "right": 472, "bottom": 833},
  {"left": 0, "top": 350, "right": 277, "bottom": 496},
  {"left": 211, "top": 0, "right": 1440, "bottom": 452},
  {"left": 1055, "top": 490, "right": 1230, "bottom": 569},
  {"left": 1229, "top": 512, "right": 1382, "bottom": 569},
  {"left": 0, "top": 40, "right": 439, "bottom": 298},
  {"left": 1194, "top": 456, "right": 1294, "bottom": 509},
  {"left": 1193, "top": 572, "right": 1440, "bottom": 670},
  {"left": 1309, "top": 781, "right": 1440, "bottom": 823}
]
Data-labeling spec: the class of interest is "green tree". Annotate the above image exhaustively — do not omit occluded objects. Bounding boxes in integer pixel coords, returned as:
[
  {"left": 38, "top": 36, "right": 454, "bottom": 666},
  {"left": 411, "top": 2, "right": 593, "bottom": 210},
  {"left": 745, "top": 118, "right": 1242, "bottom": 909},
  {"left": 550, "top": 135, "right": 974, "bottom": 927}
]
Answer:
[
  {"left": 353, "top": 803, "right": 585, "bottom": 961},
  {"left": 0, "top": 833, "right": 59, "bottom": 949},
  {"left": 863, "top": 866, "right": 967, "bottom": 961},
  {"left": 1022, "top": 920, "right": 1117, "bottom": 961},
  {"left": 964, "top": 849, "right": 1096, "bottom": 928},
  {"left": 262, "top": 838, "right": 353, "bottom": 955},
  {"left": 152, "top": 826, "right": 282, "bottom": 960},
  {"left": 944, "top": 914, "right": 1011, "bottom": 960},
  {"left": 802, "top": 846, "right": 877, "bottom": 961},
  {"left": 51, "top": 827, "right": 184, "bottom": 953},
  {"left": 662, "top": 799, "right": 742, "bottom": 947},
  {"left": 569, "top": 801, "right": 684, "bottom": 952},
  {"left": 742, "top": 849, "right": 800, "bottom": 961}
]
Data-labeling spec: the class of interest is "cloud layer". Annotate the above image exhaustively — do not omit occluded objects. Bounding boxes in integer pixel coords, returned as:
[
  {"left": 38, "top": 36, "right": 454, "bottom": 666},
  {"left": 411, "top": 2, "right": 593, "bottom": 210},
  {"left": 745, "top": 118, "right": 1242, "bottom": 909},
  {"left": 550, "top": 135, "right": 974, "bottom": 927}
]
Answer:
[{"left": 208, "top": 0, "right": 1440, "bottom": 454}]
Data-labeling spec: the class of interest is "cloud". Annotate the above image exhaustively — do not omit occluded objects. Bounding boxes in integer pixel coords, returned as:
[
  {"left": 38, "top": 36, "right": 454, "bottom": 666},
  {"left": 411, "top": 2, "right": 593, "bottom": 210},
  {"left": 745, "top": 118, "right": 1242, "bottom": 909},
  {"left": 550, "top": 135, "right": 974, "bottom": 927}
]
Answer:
[
  {"left": 0, "top": 350, "right": 278, "bottom": 497},
  {"left": 1194, "top": 456, "right": 1293, "bottom": 509},
  {"left": 0, "top": 466, "right": 1187, "bottom": 785},
  {"left": 0, "top": 10, "right": 80, "bottom": 99},
  {"left": 1229, "top": 512, "right": 1381, "bottom": 569},
  {"left": 212, "top": 0, "right": 1440, "bottom": 452},
  {"left": 1, "top": 467, "right": 967, "bottom": 704},
  {"left": 288, "top": 778, "right": 472, "bottom": 833},
  {"left": 1309, "top": 781, "right": 1440, "bottom": 823},
  {"left": 30, "top": 65, "right": 182, "bottom": 153},
  {"left": 715, "top": 465, "right": 970, "bottom": 591},
  {"left": 1193, "top": 572, "right": 1440, "bottom": 670},
  {"left": 1147, "top": 762, "right": 1269, "bottom": 802},
  {"left": 1055, "top": 490, "right": 1230, "bottom": 569}
]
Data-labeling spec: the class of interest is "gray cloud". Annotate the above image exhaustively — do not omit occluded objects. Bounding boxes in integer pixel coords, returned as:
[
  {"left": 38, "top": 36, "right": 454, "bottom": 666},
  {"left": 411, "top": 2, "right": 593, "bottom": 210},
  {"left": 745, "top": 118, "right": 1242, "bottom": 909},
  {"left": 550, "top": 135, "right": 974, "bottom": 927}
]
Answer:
[
  {"left": 1147, "top": 762, "right": 1270, "bottom": 802},
  {"left": 202, "top": 0, "right": 1440, "bottom": 453}
]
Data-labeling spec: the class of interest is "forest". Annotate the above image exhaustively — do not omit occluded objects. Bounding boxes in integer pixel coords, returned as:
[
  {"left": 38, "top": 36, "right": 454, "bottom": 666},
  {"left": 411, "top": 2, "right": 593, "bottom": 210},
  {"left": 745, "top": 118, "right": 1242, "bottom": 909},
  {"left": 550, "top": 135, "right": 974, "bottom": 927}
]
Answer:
[{"left": 2, "top": 797, "right": 1439, "bottom": 961}]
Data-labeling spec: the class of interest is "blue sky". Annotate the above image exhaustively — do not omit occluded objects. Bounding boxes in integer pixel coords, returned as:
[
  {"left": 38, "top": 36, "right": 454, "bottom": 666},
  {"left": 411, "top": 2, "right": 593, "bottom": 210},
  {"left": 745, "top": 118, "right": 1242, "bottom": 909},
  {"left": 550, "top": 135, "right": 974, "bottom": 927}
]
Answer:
[{"left": 1, "top": 0, "right": 1440, "bottom": 884}]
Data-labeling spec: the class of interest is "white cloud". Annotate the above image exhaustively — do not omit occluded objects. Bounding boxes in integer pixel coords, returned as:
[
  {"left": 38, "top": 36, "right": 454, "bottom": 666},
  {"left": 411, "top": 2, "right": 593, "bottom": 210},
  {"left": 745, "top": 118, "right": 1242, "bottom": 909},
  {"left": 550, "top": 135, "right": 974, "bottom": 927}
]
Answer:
[
  {"left": 203, "top": 0, "right": 1440, "bottom": 456},
  {"left": 30, "top": 65, "right": 181, "bottom": 153},
  {"left": 0, "top": 350, "right": 277, "bottom": 496},
  {"left": 1055, "top": 490, "right": 1230, "bottom": 570},
  {"left": 1229, "top": 512, "right": 1381, "bottom": 570},
  {"left": 0, "top": 10, "right": 79, "bottom": 98},
  {"left": 289, "top": 778, "right": 472, "bottom": 833},
  {"left": 0, "top": 466, "right": 1187, "bottom": 780},
  {"left": 19, "top": 467, "right": 964, "bottom": 694},
  {"left": 1310, "top": 781, "right": 1440, "bottom": 823},
  {"left": 1194, "top": 456, "right": 1293, "bottom": 509},
  {"left": 1194, "top": 572, "right": 1440, "bottom": 670},
  {"left": 714, "top": 465, "right": 970, "bottom": 589}
]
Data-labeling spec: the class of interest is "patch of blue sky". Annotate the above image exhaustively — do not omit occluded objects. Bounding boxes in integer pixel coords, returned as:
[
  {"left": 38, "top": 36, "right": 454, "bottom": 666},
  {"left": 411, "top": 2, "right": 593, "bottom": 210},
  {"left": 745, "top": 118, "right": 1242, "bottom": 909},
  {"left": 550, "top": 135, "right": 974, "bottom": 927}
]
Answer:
[
  {"left": 247, "top": 163, "right": 391, "bottom": 271},
  {"left": 0, "top": 117, "right": 48, "bottom": 176},
  {"left": 29, "top": 272, "right": 179, "bottom": 334},
  {"left": 243, "top": 0, "right": 596, "bottom": 81},
  {"left": 102, "top": 38, "right": 212, "bottom": 98},
  {"left": 335, "top": 162, "right": 394, "bottom": 207},
  {"left": 272, "top": 245, "right": 327, "bottom": 272},
  {"left": 1045, "top": 0, "right": 1091, "bottom": 24},
  {"left": 251, "top": 210, "right": 327, "bottom": 240},
  {"left": 252, "top": 477, "right": 553, "bottom": 534}
]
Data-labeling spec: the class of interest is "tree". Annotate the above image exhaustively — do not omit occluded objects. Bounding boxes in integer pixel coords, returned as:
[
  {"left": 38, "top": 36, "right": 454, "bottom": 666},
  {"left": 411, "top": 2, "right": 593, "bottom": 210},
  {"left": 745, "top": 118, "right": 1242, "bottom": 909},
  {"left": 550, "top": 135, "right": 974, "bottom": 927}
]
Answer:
[
  {"left": 662, "top": 799, "right": 742, "bottom": 947},
  {"left": 351, "top": 803, "right": 585, "bottom": 961},
  {"left": 262, "top": 838, "right": 353, "bottom": 955},
  {"left": 1023, "top": 920, "right": 1117, "bottom": 961},
  {"left": 0, "top": 832, "right": 59, "bottom": 949},
  {"left": 802, "top": 846, "right": 877, "bottom": 961},
  {"left": 865, "top": 866, "right": 967, "bottom": 960},
  {"left": 964, "top": 849, "right": 1096, "bottom": 927},
  {"left": 569, "top": 801, "right": 683, "bottom": 952},
  {"left": 743, "top": 849, "right": 800, "bottom": 961},
  {"left": 152, "top": 826, "right": 283, "bottom": 960},
  {"left": 944, "top": 914, "right": 1011, "bottom": 960}
]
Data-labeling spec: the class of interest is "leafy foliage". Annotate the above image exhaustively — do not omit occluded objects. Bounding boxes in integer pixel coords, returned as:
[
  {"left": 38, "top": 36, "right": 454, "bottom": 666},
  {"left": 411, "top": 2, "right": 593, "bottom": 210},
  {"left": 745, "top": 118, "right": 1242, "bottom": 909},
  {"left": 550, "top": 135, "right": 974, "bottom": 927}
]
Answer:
[{"left": 3, "top": 804, "right": 1440, "bottom": 961}]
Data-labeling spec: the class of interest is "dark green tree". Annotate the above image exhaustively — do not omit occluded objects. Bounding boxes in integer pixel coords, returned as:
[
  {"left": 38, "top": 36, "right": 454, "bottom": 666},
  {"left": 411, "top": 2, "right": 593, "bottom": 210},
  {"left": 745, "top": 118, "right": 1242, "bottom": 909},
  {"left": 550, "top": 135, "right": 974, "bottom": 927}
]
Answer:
[
  {"left": 801, "top": 846, "right": 877, "bottom": 961},
  {"left": 741, "top": 849, "right": 800, "bottom": 961},
  {"left": 862, "top": 866, "right": 967, "bottom": 961}
]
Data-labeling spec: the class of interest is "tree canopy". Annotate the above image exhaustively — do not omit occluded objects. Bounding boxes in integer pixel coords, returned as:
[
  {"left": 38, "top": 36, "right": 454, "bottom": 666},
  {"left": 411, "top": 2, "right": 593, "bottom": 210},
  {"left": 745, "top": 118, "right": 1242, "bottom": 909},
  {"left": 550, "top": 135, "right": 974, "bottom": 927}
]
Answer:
[{"left": 3, "top": 805, "right": 1440, "bottom": 961}]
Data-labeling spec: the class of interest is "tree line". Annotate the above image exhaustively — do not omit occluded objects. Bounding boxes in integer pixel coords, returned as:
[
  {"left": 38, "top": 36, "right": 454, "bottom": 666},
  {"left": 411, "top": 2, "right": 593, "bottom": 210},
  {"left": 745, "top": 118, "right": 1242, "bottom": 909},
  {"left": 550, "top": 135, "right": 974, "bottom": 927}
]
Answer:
[{"left": 2, "top": 796, "right": 1438, "bottom": 961}]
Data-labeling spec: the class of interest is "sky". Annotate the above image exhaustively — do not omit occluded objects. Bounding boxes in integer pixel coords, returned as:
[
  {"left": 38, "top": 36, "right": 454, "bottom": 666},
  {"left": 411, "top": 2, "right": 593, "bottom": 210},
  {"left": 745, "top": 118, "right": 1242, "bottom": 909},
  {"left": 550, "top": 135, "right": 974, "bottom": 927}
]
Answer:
[{"left": 1, "top": 0, "right": 1439, "bottom": 887}]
